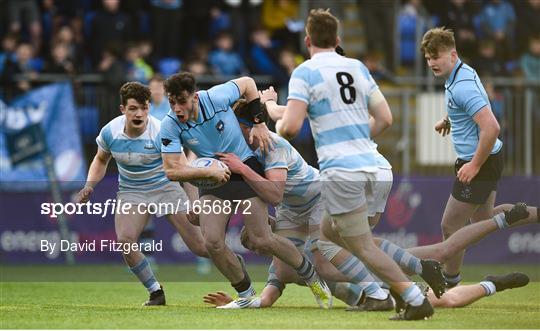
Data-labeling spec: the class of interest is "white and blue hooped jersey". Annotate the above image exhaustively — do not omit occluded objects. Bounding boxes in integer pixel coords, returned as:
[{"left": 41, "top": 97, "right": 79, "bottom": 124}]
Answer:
[
  {"left": 160, "top": 81, "right": 254, "bottom": 161},
  {"left": 96, "top": 115, "right": 168, "bottom": 191},
  {"left": 445, "top": 59, "right": 502, "bottom": 160},
  {"left": 255, "top": 133, "right": 321, "bottom": 214},
  {"left": 288, "top": 51, "right": 381, "bottom": 173}
]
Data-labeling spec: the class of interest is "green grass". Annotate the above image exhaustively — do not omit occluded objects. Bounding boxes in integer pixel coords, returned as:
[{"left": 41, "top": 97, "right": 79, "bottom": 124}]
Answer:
[{"left": 1, "top": 264, "right": 539, "bottom": 329}]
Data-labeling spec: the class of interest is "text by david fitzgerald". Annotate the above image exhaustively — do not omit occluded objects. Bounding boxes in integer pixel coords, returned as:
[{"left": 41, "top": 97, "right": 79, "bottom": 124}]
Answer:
[{"left": 41, "top": 240, "right": 162, "bottom": 255}]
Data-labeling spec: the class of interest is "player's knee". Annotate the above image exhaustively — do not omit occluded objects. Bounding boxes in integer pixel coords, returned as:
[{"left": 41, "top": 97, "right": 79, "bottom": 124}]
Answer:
[
  {"left": 441, "top": 220, "right": 458, "bottom": 238},
  {"left": 190, "top": 242, "right": 209, "bottom": 258},
  {"left": 116, "top": 234, "right": 137, "bottom": 245},
  {"left": 203, "top": 235, "right": 226, "bottom": 254},
  {"left": 249, "top": 234, "right": 273, "bottom": 255}
]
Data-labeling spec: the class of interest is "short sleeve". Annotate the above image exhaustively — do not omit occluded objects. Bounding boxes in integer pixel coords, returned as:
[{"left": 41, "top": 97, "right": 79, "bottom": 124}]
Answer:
[
  {"left": 96, "top": 125, "right": 111, "bottom": 153},
  {"left": 206, "top": 81, "right": 241, "bottom": 109},
  {"left": 287, "top": 65, "right": 310, "bottom": 104},
  {"left": 453, "top": 81, "right": 488, "bottom": 117},
  {"left": 159, "top": 116, "right": 184, "bottom": 153},
  {"left": 263, "top": 140, "right": 288, "bottom": 171}
]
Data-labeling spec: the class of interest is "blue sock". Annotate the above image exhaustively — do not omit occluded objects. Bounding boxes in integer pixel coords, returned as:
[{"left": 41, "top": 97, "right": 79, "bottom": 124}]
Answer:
[
  {"left": 401, "top": 284, "right": 424, "bottom": 306},
  {"left": 336, "top": 256, "right": 386, "bottom": 299},
  {"left": 379, "top": 239, "right": 422, "bottom": 275},
  {"left": 327, "top": 281, "right": 363, "bottom": 306},
  {"left": 480, "top": 281, "right": 496, "bottom": 296},
  {"left": 130, "top": 257, "right": 160, "bottom": 293}
]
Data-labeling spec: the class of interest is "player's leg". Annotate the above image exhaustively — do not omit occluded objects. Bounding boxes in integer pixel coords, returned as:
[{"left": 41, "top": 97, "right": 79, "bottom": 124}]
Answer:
[
  {"left": 115, "top": 205, "right": 163, "bottom": 305},
  {"left": 166, "top": 212, "right": 208, "bottom": 257},
  {"left": 440, "top": 195, "right": 480, "bottom": 286},
  {"left": 494, "top": 203, "right": 539, "bottom": 226},
  {"left": 199, "top": 194, "right": 254, "bottom": 298},
  {"left": 242, "top": 197, "right": 332, "bottom": 308}
]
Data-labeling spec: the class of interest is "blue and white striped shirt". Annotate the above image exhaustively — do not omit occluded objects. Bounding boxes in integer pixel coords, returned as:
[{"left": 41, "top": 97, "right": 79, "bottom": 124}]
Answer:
[
  {"left": 96, "top": 115, "right": 168, "bottom": 191},
  {"left": 288, "top": 51, "right": 381, "bottom": 173}
]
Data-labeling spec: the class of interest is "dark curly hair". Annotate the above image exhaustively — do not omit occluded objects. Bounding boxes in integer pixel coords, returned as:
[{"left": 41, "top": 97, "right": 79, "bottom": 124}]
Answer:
[
  {"left": 119, "top": 82, "right": 151, "bottom": 106},
  {"left": 163, "top": 72, "right": 197, "bottom": 98}
]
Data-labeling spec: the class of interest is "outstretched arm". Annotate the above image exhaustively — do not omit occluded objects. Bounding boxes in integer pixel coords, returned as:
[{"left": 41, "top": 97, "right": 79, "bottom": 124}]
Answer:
[{"left": 76, "top": 148, "right": 112, "bottom": 203}]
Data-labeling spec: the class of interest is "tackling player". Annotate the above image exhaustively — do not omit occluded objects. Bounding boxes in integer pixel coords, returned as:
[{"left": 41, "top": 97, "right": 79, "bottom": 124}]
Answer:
[
  {"left": 76, "top": 82, "right": 208, "bottom": 306},
  {"left": 276, "top": 9, "right": 433, "bottom": 320}
]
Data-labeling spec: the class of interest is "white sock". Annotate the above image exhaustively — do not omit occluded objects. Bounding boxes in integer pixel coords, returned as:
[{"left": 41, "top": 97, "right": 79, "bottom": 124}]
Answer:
[{"left": 480, "top": 281, "right": 497, "bottom": 296}]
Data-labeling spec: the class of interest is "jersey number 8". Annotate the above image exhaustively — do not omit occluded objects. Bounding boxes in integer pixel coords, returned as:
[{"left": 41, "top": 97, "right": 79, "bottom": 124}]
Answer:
[{"left": 336, "top": 72, "right": 356, "bottom": 104}]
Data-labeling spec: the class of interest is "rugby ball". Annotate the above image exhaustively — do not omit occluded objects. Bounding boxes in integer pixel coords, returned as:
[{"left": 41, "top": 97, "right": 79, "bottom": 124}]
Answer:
[{"left": 189, "top": 157, "right": 229, "bottom": 189}]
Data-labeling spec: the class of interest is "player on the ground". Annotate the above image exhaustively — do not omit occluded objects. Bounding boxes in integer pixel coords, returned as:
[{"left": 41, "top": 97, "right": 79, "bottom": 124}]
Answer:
[
  {"left": 275, "top": 9, "right": 433, "bottom": 320},
  {"left": 159, "top": 72, "right": 332, "bottom": 308},
  {"left": 205, "top": 203, "right": 534, "bottom": 312},
  {"left": 76, "top": 82, "right": 208, "bottom": 306},
  {"left": 421, "top": 27, "right": 505, "bottom": 288}
]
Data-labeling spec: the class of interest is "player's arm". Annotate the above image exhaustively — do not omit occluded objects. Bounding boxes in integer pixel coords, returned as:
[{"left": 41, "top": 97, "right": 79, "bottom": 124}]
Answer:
[
  {"left": 367, "top": 89, "right": 393, "bottom": 138},
  {"left": 278, "top": 99, "right": 307, "bottom": 140},
  {"left": 260, "top": 86, "right": 285, "bottom": 121},
  {"left": 457, "top": 106, "right": 500, "bottom": 184},
  {"left": 216, "top": 152, "right": 286, "bottom": 206},
  {"left": 77, "top": 148, "right": 112, "bottom": 203},
  {"left": 162, "top": 152, "right": 230, "bottom": 184},
  {"left": 232, "top": 77, "right": 273, "bottom": 152}
]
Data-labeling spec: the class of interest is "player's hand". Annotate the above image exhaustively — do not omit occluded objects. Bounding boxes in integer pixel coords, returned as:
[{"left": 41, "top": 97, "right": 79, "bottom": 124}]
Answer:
[
  {"left": 76, "top": 185, "right": 93, "bottom": 203},
  {"left": 215, "top": 152, "right": 246, "bottom": 175},
  {"left": 457, "top": 162, "right": 480, "bottom": 184},
  {"left": 203, "top": 291, "right": 233, "bottom": 306},
  {"left": 250, "top": 122, "right": 274, "bottom": 154},
  {"left": 208, "top": 166, "right": 231, "bottom": 184},
  {"left": 187, "top": 210, "right": 199, "bottom": 226},
  {"left": 259, "top": 86, "right": 278, "bottom": 104},
  {"left": 435, "top": 118, "right": 451, "bottom": 137}
]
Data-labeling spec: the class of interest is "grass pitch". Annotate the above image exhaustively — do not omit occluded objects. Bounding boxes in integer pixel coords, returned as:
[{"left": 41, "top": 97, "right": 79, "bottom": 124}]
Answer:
[{"left": 1, "top": 264, "right": 539, "bottom": 329}]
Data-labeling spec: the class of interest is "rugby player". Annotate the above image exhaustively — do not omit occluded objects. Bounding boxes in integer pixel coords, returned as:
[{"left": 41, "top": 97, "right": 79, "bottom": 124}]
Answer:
[
  {"left": 76, "top": 82, "right": 208, "bottom": 306},
  {"left": 159, "top": 72, "right": 332, "bottom": 307}
]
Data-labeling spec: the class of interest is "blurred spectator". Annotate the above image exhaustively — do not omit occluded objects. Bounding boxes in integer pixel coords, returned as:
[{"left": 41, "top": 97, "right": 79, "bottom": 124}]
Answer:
[
  {"left": 484, "top": 79, "right": 505, "bottom": 122},
  {"left": 398, "top": 0, "right": 430, "bottom": 66},
  {"left": 149, "top": 74, "right": 170, "bottom": 120},
  {"left": 44, "top": 42, "right": 75, "bottom": 74},
  {"left": 439, "top": 0, "right": 479, "bottom": 62},
  {"left": 1, "top": 42, "right": 40, "bottom": 95},
  {"left": 183, "top": 0, "right": 221, "bottom": 46},
  {"left": 261, "top": 0, "right": 302, "bottom": 51},
  {"left": 208, "top": 31, "right": 246, "bottom": 76},
  {"left": 137, "top": 39, "right": 155, "bottom": 68},
  {"left": 150, "top": 0, "right": 183, "bottom": 58},
  {"left": 125, "top": 43, "right": 154, "bottom": 84},
  {"left": 222, "top": 0, "right": 263, "bottom": 56},
  {"left": 52, "top": 25, "right": 82, "bottom": 68},
  {"left": 520, "top": 34, "right": 540, "bottom": 83},
  {"left": 248, "top": 27, "right": 289, "bottom": 85},
  {"left": 89, "top": 0, "right": 134, "bottom": 66},
  {"left": 477, "top": 0, "right": 516, "bottom": 62},
  {"left": 0, "top": 33, "right": 18, "bottom": 75},
  {"left": 98, "top": 46, "right": 127, "bottom": 126},
  {"left": 515, "top": 0, "right": 540, "bottom": 54},
  {"left": 7, "top": 0, "right": 42, "bottom": 54},
  {"left": 361, "top": 50, "right": 394, "bottom": 83},
  {"left": 474, "top": 39, "right": 506, "bottom": 76},
  {"left": 358, "top": 0, "right": 397, "bottom": 72},
  {"left": 183, "top": 59, "right": 210, "bottom": 76}
]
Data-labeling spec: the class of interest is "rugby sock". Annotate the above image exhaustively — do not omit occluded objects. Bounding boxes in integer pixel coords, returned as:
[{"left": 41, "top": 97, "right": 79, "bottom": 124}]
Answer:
[
  {"left": 295, "top": 255, "right": 317, "bottom": 284},
  {"left": 336, "top": 256, "right": 387, "bottom": 300},
  {"left": 232, "top": 273, "right": 256, "bottom": 298},
  {"left": 130, "top": 257, "right": 161, "bottom": 293},
  {"left": 493, "top": 213, "right": 509, "bottom": 229},
  {"left": 266, "top": 261, "right": 286, "bottom": 294},
  {"left": 479, "top": 281, "right": 496, "bottom": 296},
  {"left": 327, "top": 281, "right": 363, "bottom": 306},
  {"left": 444, "top": 272, "right": 462, "bottom": 287},
  {"left": 401, "top": 284, "right": 425, "bottom": 306},
  {"left": 379, "top": 239, "right": 422, "bottom": 275}
]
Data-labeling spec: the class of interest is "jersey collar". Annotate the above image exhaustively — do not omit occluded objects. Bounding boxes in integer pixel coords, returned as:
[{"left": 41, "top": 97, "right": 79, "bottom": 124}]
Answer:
[
  {"left": 312, "top": 51, "right": 338, "bottom": 59},
  {"left": 445, "top": 58, "right": 463, "bottom": 89}
]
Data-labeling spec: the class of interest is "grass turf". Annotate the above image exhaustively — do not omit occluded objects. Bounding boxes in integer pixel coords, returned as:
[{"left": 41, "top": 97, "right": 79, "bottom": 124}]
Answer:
[{"left": 1, "top": 264, "right": 539, "bottom": 329}]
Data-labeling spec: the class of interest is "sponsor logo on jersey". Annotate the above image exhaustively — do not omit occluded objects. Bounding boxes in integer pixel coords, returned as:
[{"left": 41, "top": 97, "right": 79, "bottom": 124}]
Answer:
[
  {"left": 187, "top": 138, "right": 199, "bottom": 145},
  {"left": 216, "top": 120, "right": 225, "bottom": 133},
  {"left": 144, "top": 143, "right": 155, "bottom": 150},
  {"left": 161, "top": 138, "right": 171, "bottom": 146}
]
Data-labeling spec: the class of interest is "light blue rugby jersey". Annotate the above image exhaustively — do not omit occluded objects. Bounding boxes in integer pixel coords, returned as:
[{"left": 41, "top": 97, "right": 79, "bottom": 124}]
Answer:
[
  {"left": 288, "top": 51, "right": 381, "bottom": 172},
  {"left": 160, "top": 81, "right": 254, "bottom": 161},
  {"left": 96, "top": 115, "right": 168, "bottom": 191},
  {"left": 445, "top": 59, "right": 502, "bottom": 160},
  {"left": 255, "top": 132, "right": 321, "bottom": 212}
]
